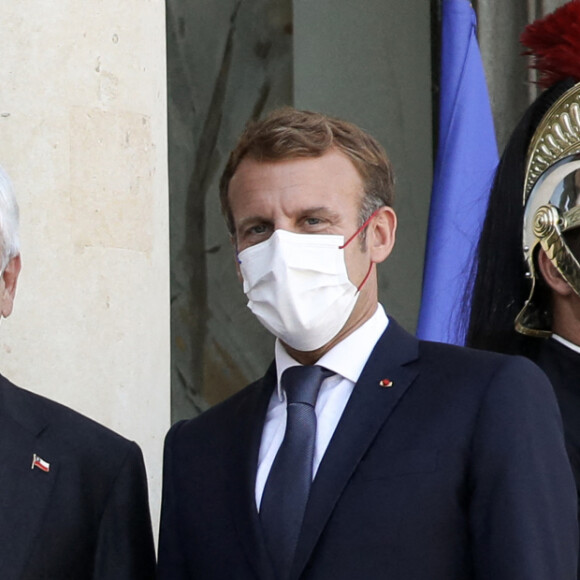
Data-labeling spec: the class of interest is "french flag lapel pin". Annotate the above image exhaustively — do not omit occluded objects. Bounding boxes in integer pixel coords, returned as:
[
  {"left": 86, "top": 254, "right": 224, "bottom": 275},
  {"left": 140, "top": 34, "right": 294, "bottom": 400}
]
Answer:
[{"left": 31, "top": 453, "right": 50, "bottom": 473}]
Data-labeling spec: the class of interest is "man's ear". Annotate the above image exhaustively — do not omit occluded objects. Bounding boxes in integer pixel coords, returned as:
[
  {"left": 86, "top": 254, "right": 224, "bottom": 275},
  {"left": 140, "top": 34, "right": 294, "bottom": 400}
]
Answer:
[
  {"left": 1, "top": 254, "right": 21, "bottom": 318},
  {"left": 368, "top": 206, "right": 397, "bottom": 264},
  {"left": 537, "top": 248, "right": 574, "bottom": 297}
]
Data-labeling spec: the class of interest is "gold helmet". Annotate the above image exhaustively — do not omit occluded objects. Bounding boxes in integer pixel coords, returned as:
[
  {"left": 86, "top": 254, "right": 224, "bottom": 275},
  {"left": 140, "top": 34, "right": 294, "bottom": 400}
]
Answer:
[{"left": 516, "top": 82, "right": 580, "bottom": 336}]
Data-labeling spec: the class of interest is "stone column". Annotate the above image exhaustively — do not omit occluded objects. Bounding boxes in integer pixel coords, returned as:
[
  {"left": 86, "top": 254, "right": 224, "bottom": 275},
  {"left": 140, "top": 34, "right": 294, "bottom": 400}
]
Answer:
[
  {"left": 0, "top": 1, "right": 170, "bottom": 533},
  {"left": 478, "top": 0, "right": 571, "bottom": 151}
]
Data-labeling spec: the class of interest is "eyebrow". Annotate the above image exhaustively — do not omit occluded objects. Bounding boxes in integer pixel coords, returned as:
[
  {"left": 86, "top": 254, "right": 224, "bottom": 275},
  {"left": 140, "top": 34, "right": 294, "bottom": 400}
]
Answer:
[{"left": 297, "top": 207, "right": 342, "bottom": 223}]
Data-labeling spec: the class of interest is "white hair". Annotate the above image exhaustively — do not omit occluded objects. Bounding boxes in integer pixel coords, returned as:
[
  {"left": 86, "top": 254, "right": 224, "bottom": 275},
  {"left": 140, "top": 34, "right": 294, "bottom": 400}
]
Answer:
[{"left": 0, "top": 165, "right": 20, "bottom": 270}]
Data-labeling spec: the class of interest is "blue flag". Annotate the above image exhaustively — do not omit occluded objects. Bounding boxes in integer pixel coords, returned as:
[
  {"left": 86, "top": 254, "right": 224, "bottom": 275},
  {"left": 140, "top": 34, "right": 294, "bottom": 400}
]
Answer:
[{"left": 416, "top": 0, "right": 498, "bottom": 344}]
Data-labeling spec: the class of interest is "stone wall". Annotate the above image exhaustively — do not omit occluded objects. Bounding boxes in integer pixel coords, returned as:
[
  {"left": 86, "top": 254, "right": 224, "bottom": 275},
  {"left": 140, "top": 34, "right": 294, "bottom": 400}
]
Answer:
[{"left": 0, "top": 0, "right": 170, "bottom": 533}]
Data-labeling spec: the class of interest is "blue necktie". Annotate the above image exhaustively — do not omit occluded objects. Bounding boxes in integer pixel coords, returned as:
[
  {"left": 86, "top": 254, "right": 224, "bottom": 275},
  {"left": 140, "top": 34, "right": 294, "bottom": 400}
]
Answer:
[{"left": 260, "top": 365, "right": 331, "bottom": 579}]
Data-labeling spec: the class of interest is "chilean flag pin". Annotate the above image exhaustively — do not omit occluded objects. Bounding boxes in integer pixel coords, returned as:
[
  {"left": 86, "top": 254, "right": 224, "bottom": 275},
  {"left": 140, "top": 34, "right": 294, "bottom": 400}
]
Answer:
[{"left": 31, "top": 453, "right": 50, "bottom": 473}]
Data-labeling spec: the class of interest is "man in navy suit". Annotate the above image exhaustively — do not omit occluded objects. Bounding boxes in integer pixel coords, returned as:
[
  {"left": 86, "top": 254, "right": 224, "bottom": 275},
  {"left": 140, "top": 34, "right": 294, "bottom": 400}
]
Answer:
[
  {"left": 0, "top": 165, "right": 156, "bottom": 579},
  {"left": 158, "top": 108, "right": 578, "bottom": 579}
]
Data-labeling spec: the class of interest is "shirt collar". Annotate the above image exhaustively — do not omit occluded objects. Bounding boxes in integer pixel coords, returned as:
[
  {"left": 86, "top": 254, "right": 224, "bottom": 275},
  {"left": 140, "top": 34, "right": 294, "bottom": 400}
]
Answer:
[
  {"left": 274, "top": 304, "right": 389, "bottom": 400},
  {"left": 551, "top": 333, "right": 580, "bottom": 355}
]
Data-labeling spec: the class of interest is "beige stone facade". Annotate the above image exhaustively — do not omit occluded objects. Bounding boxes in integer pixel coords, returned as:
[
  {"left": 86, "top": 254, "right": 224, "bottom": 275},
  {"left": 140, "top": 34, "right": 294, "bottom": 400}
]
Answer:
[{"left": 0, "top": 1, "right": 170, "bottom": 533}]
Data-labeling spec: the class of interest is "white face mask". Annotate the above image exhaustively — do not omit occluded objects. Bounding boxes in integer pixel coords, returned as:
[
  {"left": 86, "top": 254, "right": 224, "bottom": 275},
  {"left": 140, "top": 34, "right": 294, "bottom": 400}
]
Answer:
[{"left": 238, "top": 229, "right": 366, "bottom": 351}]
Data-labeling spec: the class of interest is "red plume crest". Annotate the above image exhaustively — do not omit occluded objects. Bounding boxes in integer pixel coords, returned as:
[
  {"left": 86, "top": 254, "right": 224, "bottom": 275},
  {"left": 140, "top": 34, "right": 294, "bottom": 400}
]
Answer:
[{"left": 520, "top": 0, "right": 580, "bottom": 89}]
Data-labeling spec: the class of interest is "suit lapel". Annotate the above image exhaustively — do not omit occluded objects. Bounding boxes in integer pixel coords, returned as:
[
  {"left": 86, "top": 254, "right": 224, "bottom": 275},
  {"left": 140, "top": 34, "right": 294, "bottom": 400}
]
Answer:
[
  {"left": 291, "top": 320, "right": 420, "bottom": 579},
  {"left": 0, "top": 384, "right": 57, "bottom": 579},
  {"left": 227, "top": 364, "right": 277, "bottom": 580}
]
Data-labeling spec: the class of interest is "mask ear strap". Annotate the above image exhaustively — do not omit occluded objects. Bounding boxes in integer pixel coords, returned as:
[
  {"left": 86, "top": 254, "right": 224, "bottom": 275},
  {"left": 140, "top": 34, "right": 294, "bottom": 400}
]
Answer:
[
  {"left": 356, "top": 261, "right": 374, "bottom": 292},
  {"left": 339, "top": 208, "right": 382, "bottom": 249}
]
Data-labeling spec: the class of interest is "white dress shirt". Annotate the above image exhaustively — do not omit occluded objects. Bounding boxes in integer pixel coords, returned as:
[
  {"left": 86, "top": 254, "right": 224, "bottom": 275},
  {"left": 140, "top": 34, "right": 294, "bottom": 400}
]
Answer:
[{"left": 255, "top": 304, "right": 389, "bottom": 509}]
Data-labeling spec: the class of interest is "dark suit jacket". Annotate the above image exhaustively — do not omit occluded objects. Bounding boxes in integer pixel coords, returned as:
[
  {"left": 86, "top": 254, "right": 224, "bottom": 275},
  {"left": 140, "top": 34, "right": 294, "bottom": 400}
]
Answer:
[
  {"left": 537, "top": 338, "right": 580, "bottom": 493},
  {"left": 0, "top": 373, "right": 156, "bottom": 579},
  {"left": 158, "top": 320, "right": 578, "bottom": 579},
  {"left": 536, "top": 338, "right": 580, "bottom": 580}
]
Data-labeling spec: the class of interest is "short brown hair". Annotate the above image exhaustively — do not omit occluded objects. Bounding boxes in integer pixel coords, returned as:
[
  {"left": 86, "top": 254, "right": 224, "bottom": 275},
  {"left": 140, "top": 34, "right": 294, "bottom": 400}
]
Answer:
[{"left": 219, "top": 107, "right": 395, "bottom": 235}]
